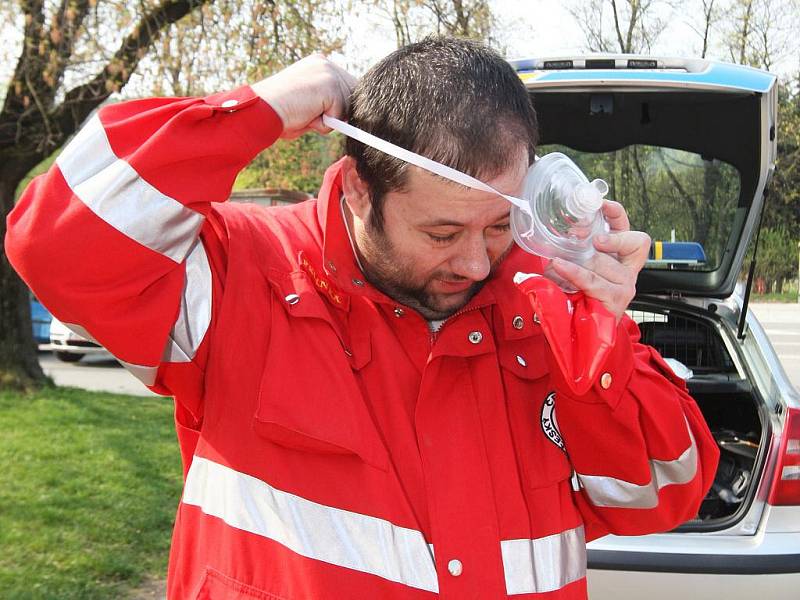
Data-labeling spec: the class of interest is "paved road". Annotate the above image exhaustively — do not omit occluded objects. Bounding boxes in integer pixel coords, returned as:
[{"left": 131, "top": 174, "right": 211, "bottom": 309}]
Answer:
[
  {"left": 37, "top": 302, "right": 800, "bottom": 397},
  {"left": 750, "top": 302, "right": 800, "bottom": 391},
  {"left": 38, "top": 351, "right": 159, "bottom": 397}
]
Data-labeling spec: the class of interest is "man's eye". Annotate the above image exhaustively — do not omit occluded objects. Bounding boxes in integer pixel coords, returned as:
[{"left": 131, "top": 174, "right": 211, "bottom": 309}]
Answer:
[
  {"left": 428, "top": 233, "right": 456, "bottom": 244},
  {"left": 493, "top": 223, "right": 511, "bottom": 232}
]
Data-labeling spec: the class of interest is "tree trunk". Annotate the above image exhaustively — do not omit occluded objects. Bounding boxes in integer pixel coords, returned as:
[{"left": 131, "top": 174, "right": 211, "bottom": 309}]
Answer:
[
  {"left": 631, "top": 145, "right": 651, "bottom": 232},
  {"left": 702, "top": 160, "right": 721, "bottom": 254},
  {"left": 0, "top": 0, "right": 215, "bottom": 390},
  {"left": 0, "top": 168, "right": 49, "bottom": 390}
]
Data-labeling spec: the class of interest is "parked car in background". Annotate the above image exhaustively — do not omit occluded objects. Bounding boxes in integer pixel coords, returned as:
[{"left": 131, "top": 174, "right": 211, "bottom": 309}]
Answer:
[
  {"left": 29, "top": 294, "right": 52, "bottom": 345},
  {"left": 511, "top": 55, "right": 798, "bottom": 598},
  {"left": 49, "top": 317, "right": 111, "bottom": 362},
  {"left": 229, "top": 188, "right": 313, "bottom": 207}
]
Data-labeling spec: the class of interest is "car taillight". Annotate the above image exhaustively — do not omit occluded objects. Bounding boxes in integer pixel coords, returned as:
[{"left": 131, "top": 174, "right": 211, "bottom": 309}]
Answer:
[{"left": 769, "top": 407, "right": 800, "bottom": 505}]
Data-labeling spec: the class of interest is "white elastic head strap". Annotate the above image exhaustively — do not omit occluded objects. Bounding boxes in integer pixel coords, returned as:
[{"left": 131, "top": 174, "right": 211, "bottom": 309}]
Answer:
[{"left": 322, "top": 115, "right": 532, "bottom": 216}]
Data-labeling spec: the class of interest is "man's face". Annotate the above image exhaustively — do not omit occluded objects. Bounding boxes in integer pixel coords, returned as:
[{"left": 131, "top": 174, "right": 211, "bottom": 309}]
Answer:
[{"left": 348, "top": 150, "right": 528, "bottom": 320}]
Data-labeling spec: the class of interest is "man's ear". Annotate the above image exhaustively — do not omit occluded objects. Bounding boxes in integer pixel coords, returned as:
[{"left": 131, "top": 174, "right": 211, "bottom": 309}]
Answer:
[{"left": 340, "top": 156, "right": 372, "bottom": 222}]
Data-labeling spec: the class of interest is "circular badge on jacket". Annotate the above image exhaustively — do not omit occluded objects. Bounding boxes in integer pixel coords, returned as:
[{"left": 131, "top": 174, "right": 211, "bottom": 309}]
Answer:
[{"left": 540, "top": 392, "right": 566, "bottom": 452}]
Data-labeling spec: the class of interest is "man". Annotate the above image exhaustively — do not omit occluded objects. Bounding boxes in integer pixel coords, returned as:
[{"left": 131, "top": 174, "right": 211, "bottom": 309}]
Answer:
[{"left": 7, "top": 37, "right": 718, "bottom": 599}]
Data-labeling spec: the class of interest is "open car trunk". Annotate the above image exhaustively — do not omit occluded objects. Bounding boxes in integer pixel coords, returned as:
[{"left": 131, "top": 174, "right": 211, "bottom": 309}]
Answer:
[
  {"left": 628, "top": 299, "right": 767, "bottom": 530},
  {"left": 511, "top": 57, "right": 780, "bottom": 530},
  {"left": 517, "top": 58, "right": 777, "bottom": 299}
]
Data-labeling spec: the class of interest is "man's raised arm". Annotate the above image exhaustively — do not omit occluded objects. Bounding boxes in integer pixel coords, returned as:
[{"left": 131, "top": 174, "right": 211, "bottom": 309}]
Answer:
[{"left": 5, "top": 56, "right": 355, "bottom": 403}]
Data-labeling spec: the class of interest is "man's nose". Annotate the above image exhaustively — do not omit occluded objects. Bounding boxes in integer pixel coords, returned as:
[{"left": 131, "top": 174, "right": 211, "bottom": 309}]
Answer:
[{"left": 450, "top": 235, "right": 491, "bottom": 281}]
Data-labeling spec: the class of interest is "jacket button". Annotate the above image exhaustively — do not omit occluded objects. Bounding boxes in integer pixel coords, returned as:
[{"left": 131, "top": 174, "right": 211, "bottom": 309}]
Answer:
[
  {"left": 512, "top": 315, "right": 524, "bottom": 329},
  {"left": 533, "top": 312, "right": 541, "bottom": 324},
  {"left": 600, "top": 372, "right": 612, "bottom": 389},
  {"left": 468, "top": 331, "right": 483, "bottom": 344},
  {"left": 284, "top": 293, "right": 300, "bottom": 305},
  {"left": 447, "top": 559, "right": 463, "bottom": 576},
  {"left": 352, "top": 278, "right": 364, "bottom": 286},
  {"left": 394, "top": 307, "right": 404, "bottom": 317},
  {"left": 516, "top": 355, "right": 527, "bottom": 367},
  {"left": 327, "top": 260, "right": 337, "bottom": 272}
]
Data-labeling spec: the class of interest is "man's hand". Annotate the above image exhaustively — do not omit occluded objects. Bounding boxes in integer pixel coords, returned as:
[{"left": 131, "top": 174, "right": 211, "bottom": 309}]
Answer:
[
  {"left": 548, "top": 200, "right": 650, "bottom": 322},
  {"left": 251, "top": 54, "right": 358, "bottom": 139}
]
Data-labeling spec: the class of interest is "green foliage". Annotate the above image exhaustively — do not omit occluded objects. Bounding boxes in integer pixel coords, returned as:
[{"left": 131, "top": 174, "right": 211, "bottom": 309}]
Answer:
[
  {"left": 755, "top": 226, "right": 798, "bottom": 283},
  {"left": 541, "top": 143, "right": 741, "bottom": 271},
  {"left": 235, "top": 132, "right": 345, "bottom": 194},
  {"left": 751, "top": 276, "right": 798, "bottom": 301},
  {"left": 751, "top": 77, "right": 800, "bottom": 290},
  {"left": 15, "top": 151, "right": 58, "bottom": 200},
  {"left": 141, "top": 0, "right": 345, "bottom": 98},
  {"left": 769, "top": 78, "right": 800, "bottom": 232},
  {"left": 375, "top": 0, "right": 495, "bottom": 47},
  {"left": 0, "top": 387, "right": 181, "bottom": 599},
  {"left": 752, "top": 289, "right": 799, "bottom": 302}
]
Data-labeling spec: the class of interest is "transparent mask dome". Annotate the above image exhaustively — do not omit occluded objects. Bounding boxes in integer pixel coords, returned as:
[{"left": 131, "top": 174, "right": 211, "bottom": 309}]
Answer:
[{"left": 511, "top": 152, "right": 609, "bottom": 266}]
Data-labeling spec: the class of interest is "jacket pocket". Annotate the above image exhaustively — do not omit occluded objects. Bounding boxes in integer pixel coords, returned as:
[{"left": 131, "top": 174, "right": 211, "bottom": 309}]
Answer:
[
  {"left": 500, "top": 334, "right": 572, "bottom": 488},
  {"left": 254, "top": 269, "right": 388, "bottom": 472},
  {"left": 195, "top": 567, "right": 287, "bottom": 600}
]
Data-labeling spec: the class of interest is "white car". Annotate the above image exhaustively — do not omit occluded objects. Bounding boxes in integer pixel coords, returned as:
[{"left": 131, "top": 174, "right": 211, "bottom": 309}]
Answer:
[
  {"left": 510, "top": 55, "right": 799, "bottom": 599},
  {"left": 49, "top": 317, "right": 111, "bottom": 362}
]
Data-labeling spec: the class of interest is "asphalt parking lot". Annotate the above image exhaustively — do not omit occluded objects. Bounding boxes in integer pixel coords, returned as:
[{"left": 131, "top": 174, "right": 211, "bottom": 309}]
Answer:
[
  {"left": 750, "top": 302, "right": 800, "bottom": 391},
  {"left": 38, "top": 351, "right": 159, "bottom": 397}
]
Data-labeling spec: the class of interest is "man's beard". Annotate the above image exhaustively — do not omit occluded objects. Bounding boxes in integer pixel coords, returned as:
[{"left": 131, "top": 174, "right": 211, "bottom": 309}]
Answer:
[{"left": 356, "top": 223, "right": 506, "bottom": 321}]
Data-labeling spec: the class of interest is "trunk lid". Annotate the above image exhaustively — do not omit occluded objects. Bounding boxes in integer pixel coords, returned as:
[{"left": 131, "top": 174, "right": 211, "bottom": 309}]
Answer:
[{"left": 511, "top": 56, "right": 778, "bottom": 298}]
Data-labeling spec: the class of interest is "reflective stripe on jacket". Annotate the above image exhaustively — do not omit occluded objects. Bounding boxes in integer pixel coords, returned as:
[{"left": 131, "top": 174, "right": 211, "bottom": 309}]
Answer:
[{"left": 6, "top": 85, "right": 720, "bottom": 600}]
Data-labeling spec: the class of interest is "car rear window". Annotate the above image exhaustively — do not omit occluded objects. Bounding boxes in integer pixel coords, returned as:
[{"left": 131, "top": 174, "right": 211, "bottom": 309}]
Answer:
[{"left": 538, "top": 144, "right": 741, "bottom": 272}]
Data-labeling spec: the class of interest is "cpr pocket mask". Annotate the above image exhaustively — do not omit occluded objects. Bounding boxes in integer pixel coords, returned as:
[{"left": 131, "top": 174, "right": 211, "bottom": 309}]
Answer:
[{"left": 323, "top": 115, "right": 617, "bottom": 396}]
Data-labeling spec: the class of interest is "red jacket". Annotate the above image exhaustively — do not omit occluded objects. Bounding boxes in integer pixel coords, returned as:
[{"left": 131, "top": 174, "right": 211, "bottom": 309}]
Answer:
[{"left": 6, "top": 85, "right": 719, "bottom": 600}]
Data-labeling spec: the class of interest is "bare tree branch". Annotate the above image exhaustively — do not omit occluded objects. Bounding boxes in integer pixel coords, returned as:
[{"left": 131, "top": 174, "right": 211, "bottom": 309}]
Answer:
[
  {"left": 567, "top": 0, "right": 609, "bottom": 52},
  {"left": 54, "top": 0, "right": 213, "bottom": 134},
  {"left": 611, "top": 0, "right": 626, "bottom": 51},
  {"left": 700, "top": 0, "right": 716, "bottom": 58},
  {"left": 570, "top": 0, "right": 664, "bottom": 54}
]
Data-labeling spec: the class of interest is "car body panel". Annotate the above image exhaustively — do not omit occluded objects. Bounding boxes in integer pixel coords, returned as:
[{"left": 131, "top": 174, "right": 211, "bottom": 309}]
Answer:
[
  {"left": 587, "top": 525, "right": 800, "bottom": 563},
  {"left": 587, "top": 570, "right": 799, "bottom": 600},
  {"left": 49, "top": 317, "right": 110, "bottom": 358},
  {"left": 29, "top": 295, "right": 52, "bottom": 345},
  {"left": 764, "top": 505, "right": 800, "bottom": 533},
  {"left": 512, "top": 57, "right": 775, "bottom": 94}
]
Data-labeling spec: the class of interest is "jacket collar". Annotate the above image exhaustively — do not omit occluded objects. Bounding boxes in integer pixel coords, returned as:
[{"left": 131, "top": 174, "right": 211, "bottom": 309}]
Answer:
[
  {"left": 490, "top": 246, "right": 547, "bottom": 340},
  {"left": 316, "top": 158, "right": 367, "bottom": 296}
]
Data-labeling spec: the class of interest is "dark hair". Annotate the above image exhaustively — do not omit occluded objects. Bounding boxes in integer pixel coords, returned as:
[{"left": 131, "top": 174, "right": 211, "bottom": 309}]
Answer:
[{"left": 345, "top": 36, "right": 539, "bottom": 230}]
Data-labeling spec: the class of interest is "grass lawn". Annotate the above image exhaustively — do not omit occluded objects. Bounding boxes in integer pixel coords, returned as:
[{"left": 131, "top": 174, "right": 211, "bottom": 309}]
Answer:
[{"left": 0, "top": 386, "right": 182, "bottom": 599}]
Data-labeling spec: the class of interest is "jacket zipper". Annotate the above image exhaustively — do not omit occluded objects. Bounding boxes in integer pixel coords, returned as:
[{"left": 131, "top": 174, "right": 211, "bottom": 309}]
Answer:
[{"left": 429, "top": 302, "right": 492, "bottom": 347}]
